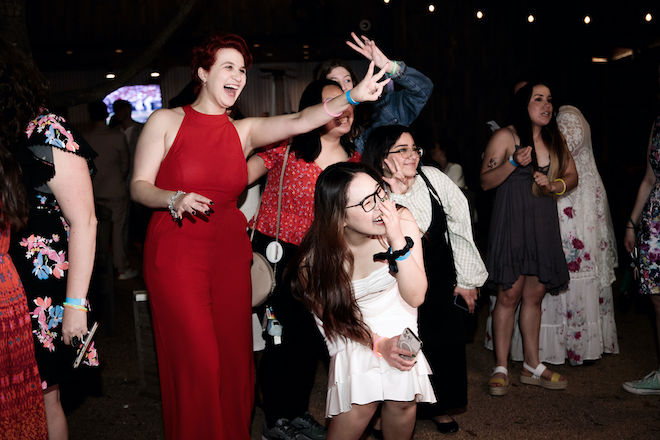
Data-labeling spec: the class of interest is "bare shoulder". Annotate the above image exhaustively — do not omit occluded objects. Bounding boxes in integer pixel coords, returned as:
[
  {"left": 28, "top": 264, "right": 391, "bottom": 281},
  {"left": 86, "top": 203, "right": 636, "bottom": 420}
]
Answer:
[{"left": 145, "top": 107, "right": 184, "bottom": 126}]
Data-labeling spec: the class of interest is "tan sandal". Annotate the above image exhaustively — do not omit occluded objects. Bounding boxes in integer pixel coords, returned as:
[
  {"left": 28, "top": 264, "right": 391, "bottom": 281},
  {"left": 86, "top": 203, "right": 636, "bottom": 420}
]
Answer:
[
  {"left": 519, "top": 362, "right": 567, "bottom": 390},
  {"left": 488, "top": 366, "right": 510, "bottom": 396}
]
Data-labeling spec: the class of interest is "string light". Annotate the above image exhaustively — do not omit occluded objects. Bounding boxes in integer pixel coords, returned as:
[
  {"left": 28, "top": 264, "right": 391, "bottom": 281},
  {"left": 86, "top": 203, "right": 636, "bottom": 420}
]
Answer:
[
  {"left": 584, "top": 15, "right": 591, "bottom": 24},
  {"left": 428, "top": 4, "right": 435, "bottom": 13},
  {"left": 476, "top": 10, "right": 484, "bottom": 20},
  {"left": 105, "top": 73, "right": 116, "bottom": 79},
  {"left": 527, "top": 14, "right": 535, "bottom": 23}
]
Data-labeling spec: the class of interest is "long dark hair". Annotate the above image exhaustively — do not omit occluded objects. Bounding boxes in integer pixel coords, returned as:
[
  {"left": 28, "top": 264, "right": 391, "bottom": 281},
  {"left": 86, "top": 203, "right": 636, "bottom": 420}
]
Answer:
[
  {"left": 362, "top": 124, "right": 414, "bottom": 177},
  {"left": 511, "top": 81, "right": 569, "bottom": 197},
  {"left": 291, "top": 162, "right": 383, "bottom": 346},
  {"left": 290, "top": 79, "right": 355, "bottom": 163},
  {"left": 0, "top": 40, "right": 46, "bottom": 229}
]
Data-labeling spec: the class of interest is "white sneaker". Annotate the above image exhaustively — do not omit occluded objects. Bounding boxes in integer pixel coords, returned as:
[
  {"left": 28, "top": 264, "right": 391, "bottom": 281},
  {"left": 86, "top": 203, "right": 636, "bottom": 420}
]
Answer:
[
  {"left": 622, "top": 370, "right": 660, "bottom": 395},
  {"left": 118, "top": 268, "right": 139, "bottom": 280}
]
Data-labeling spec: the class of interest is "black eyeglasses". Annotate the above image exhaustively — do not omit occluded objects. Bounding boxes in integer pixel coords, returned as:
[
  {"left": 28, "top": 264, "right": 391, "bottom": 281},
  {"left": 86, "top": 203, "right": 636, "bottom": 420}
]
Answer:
[
  {"left": 346, "top": 185, "right": 388, "bottom": 212},
  {"left": 387, "top": 147, "right": 423, "bottom": 158}
]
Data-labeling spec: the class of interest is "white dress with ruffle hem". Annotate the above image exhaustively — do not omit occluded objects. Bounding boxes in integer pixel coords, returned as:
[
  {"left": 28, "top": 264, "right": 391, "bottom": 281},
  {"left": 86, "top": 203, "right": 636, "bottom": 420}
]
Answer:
[{"left": 317, "top": 265, "right": 436, "bottom": 418}]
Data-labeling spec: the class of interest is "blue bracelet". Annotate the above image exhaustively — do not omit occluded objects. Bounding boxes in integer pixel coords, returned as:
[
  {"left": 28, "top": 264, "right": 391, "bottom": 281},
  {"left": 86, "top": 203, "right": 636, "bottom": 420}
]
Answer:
[
  {"left": 346, "top": 90, "right": 360, "bottom": 105},
  {"left": 65, "top": 297, "right": 86, "bottom": 306},
  {"left": 509, "top": 155, "right": 519, "bottom": 167},
  {"left": 395, "top": 249, "right": 411, "bottom": 262}
]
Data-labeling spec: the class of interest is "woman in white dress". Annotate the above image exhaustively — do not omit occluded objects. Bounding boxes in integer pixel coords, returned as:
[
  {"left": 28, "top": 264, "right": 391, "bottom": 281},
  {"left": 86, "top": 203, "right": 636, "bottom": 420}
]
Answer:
[
  {"left": 486, "top": 105, "right": 619, "bottom": 365},
  {"left": 291, "top": 162, "right": 435, "bottom": 440}
]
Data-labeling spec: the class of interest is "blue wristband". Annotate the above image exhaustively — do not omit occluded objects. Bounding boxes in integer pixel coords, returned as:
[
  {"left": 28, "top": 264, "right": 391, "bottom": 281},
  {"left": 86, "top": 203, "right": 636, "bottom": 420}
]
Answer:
[
  {"left": 395, "top": 249, "right": 411, "bottom": 262},
  {"left": 65, "top": 297, "right": 86, "bottom": 306},
  {"left": 346, "top": 90, "right": 360, "bottom": 105},
  {"left": 509, "top": 155, "right": 519, "bottom": 167}
]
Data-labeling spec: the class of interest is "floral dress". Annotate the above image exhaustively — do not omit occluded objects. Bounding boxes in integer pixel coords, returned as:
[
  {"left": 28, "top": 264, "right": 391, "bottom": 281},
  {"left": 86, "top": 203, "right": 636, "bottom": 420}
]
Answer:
[
  {"left": 9, "top": 112, "right": 99, "bottom": 388},
  {"left": 638, "top": 115, "right": 660, "bottom": 295}
]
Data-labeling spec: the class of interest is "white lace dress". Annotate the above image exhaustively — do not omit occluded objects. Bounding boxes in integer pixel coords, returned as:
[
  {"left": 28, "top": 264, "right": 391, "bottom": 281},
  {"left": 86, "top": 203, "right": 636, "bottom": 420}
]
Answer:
[
  {"left": 317, "top": 265, "right": 436, "bottom": 417},
  {"left": 485, "top": 106, "right": 619, "bottom": 365}
]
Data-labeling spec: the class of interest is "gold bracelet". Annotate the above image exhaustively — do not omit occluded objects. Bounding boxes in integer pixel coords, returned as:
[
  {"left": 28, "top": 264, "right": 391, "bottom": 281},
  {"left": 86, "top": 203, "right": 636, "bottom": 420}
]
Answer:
[{"left": 554, "top": 178, "right": 566, "bottom": 196}]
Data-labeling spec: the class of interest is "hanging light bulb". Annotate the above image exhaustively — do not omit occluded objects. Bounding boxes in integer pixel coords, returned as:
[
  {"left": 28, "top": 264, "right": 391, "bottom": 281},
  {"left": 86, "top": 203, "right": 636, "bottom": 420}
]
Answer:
[
  {"left": 645, "top": 13, "right": 653, "bottom": 22},
  {"left": 476, "top": 10, "right": 484, "bottom": 20},
  {"left": 527, "top": 14, "right": 535, "bottom": 23},
  {"left": 584, "top": 15, "right": 591, "bottom": 24},
  {"left": 428, "top": 4, "right": 435, "bottom": 13}
]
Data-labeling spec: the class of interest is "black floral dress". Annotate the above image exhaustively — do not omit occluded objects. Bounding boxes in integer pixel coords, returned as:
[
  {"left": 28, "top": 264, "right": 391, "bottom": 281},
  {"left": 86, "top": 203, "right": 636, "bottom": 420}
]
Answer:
[{"left": 9, "top": 112, "right": 99, "bottom": 388}]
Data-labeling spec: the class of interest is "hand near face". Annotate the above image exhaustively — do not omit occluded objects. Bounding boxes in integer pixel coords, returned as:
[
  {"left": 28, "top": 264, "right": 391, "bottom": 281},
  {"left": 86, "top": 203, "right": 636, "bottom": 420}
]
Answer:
[
  {"left": 382, "top": 157, "right": 410, "bottom": 194},
  {"left": 378, "top": 199, "right": 405, "bottom": 246}
]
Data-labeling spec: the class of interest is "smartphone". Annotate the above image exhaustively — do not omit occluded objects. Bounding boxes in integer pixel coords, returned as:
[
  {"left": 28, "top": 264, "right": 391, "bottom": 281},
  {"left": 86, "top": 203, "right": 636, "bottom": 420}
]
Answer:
[
  {"left": 397, "top": 327, "right": 422, "bottom": 360},
  {"left": 73, "top": 321, "right": 99, "bottom": 368},
  {"left": 453, "top": 294, "right": 469, "bottom": 312}
]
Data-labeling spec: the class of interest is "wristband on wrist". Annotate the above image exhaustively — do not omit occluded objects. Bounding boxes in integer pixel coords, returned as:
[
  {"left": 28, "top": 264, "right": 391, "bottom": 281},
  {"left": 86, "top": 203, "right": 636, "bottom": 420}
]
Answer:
[
  {"left": 63, "top": 303, "right": 88, "bottom": 312},
  {"left": 65, "top": 297, "right": 86, "bottom": 307},
  {"left": 323, "top": 98, "right": 342, "bottom": 117},
  {"left": 509, "top": 154, "right": 519, "bottom": 167},
  {"left": 388, "top": 60, "right": 398, "bottom": 76},
  {"left": 554, "top": 178, "right": 567, "bottom": 196},
  {"left": 627, "top": 217, "right": 636, "bottom": 229},
  {"left": 168, "top": 190, "right": 186, "bottom": 221},
  {"left": 345, "top": 90, "right": 360, "bottom": 105},
  {"left": 373, "top": 335, "right": 385, "bottom": 358}
]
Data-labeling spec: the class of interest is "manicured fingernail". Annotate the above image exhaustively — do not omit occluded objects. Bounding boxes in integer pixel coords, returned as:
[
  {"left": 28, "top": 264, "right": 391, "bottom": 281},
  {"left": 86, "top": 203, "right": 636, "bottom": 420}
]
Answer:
[
  {"left": 192, "top": 210, "right": 197, "bottom": 215},
  {"left": 209, "top": 201, "right": 215, "bottom": 205},
  {"left": 204, "top": 210, "right": 211, "bottom": 215}
]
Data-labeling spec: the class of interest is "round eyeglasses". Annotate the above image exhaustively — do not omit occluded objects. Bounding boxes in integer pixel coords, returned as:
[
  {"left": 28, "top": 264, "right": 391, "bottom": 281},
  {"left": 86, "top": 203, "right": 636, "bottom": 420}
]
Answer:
[
  {"left": 346, "top": 185, "right": 388, "bottom": 212},
  {"left": 387, "top": 147, "right": 423, "bottom": 158}
]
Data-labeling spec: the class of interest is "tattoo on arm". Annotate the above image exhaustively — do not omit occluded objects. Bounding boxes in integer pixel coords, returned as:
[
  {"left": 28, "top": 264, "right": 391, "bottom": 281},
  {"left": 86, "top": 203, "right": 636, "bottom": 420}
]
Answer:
[{"left": 487, "top": 158, "right": 497, "bottom": 169}]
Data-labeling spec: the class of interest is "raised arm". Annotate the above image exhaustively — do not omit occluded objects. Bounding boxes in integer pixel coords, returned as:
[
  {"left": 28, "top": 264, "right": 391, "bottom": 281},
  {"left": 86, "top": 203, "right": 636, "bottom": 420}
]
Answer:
[
  {"left": 347, "top": 32, "right": 433, "bottom": 128},
  {"left": 235, "top": 61, "right": 389, "bottom": 154},
  {"left": 480, "top": 128, "right": 532, "bottom": 190},
  {"left": 48, "top": 149, "right": 97, "bottom": 345}
]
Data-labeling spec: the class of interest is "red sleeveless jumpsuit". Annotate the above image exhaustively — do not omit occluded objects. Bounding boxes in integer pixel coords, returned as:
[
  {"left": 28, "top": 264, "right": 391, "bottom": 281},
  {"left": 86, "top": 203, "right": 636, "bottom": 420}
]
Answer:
[{"left": 143, "top": 106, "right": 253, "bottom": 439}]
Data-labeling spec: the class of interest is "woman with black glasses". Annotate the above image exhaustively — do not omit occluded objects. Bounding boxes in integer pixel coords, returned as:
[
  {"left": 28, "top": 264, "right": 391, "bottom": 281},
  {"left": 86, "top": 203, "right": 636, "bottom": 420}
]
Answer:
[{"left": 362, "top": 125, "right": 487, "bottom": 434}]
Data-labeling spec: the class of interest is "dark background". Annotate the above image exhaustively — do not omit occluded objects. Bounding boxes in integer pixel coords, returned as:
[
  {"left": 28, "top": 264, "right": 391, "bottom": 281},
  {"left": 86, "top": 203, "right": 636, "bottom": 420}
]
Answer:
[{"left": 11, "top": 0, "right": 660, "bottom": 256}]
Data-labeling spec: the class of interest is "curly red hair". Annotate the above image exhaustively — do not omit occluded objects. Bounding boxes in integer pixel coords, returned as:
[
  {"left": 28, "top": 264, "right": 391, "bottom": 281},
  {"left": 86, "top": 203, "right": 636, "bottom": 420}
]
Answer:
[{"left": 191, "top": 33, "right": 253, "bottom": 94}]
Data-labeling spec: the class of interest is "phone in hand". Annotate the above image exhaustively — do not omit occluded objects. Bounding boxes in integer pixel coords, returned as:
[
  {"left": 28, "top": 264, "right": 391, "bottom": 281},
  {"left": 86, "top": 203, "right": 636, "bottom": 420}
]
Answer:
[
  {"left": 453, "top": 294, "right": 469, "bottom": 312},
  {"left": 397, "top": 327, "right": 422, "bottom": 360},
  {"left": 73, "top": 321, "right": 99, "bottom": 368}
]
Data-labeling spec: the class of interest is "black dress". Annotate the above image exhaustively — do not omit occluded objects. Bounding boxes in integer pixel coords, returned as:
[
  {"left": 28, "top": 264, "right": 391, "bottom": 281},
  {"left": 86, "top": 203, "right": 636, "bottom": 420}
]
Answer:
[
  {"left": 9, "top": 112, "right": 99, "bottom": 388},
  {"left": 485, "top": 146, "right": 569, "bottom": 293},
  {"left": 416, "top": 172, "right": 468, "bottom": 416}
]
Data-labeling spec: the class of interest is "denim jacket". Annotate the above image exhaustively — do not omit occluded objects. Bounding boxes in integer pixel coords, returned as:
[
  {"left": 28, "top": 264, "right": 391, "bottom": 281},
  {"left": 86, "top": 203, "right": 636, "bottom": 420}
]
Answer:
[{"left": 354, "top": 61, "right": 434, "bottom": 153}]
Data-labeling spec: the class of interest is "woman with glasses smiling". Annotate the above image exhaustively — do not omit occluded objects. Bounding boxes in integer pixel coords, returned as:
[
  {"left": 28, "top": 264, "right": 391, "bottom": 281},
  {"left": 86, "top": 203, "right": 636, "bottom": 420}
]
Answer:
[
  {"left": 362, "top": 124, "right": 487, "bottom": 435},
  {"left": 291, "top": 162, "right": 435, "bottom": 440}
]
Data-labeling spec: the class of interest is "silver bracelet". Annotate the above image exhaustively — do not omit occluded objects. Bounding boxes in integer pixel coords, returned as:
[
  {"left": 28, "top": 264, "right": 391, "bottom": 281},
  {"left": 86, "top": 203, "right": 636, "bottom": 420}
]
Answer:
[{"left": 168, "top": 190, "right": 186, "bottom": 221}]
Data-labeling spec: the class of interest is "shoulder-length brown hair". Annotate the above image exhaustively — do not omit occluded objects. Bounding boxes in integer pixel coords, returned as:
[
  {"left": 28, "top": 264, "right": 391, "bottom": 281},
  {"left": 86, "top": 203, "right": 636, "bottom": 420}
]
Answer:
[{"left": 290, "top": 162, "right": 383, "bottom": 346}]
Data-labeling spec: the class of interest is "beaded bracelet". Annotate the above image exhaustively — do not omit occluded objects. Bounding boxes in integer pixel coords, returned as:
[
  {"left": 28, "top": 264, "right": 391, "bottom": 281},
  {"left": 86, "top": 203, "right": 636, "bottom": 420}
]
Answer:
[
  {"left": 373, "top": 335, "right": 385, "bottom": 358},
  {"left": 323, "top": 98, "right": 342, "bottom": 117},
  {"left": 168, "top": 190, "right": 186, "bottom": 221},
  {"left": 554, "top": 178, "right": 567, "bottom": 196},
  {"left": 345, "top": 90, "right": 360, "bottom": 106}
]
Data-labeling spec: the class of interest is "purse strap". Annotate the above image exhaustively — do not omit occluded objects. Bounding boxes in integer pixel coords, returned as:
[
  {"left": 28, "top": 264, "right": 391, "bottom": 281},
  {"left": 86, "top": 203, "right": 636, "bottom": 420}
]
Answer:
[{"left": 249, "top": 143, "right": 291, "bottom": 246}]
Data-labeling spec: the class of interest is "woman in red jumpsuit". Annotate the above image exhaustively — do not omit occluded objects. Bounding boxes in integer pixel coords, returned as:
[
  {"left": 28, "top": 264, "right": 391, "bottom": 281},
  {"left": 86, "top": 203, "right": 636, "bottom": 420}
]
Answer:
[{"left": 130, "top": 33, "right": 390, "bottom": 439}]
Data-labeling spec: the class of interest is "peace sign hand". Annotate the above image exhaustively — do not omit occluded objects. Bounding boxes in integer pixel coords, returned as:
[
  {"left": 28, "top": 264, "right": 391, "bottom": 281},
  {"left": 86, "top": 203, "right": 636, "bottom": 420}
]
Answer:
[
  {"left": 348, "top": 61, "right": 391, "bottom": 103},
  {"left": 346, "top": 32, "right": 392, "bottom": 72},
  {"left": 382, "top": 157, "right": 410, "bottom": 194}
]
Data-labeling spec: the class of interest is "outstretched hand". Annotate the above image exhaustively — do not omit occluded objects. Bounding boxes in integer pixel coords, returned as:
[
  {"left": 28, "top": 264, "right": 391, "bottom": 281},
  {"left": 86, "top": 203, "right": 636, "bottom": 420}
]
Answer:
[
  {"left": 346, "top": 32, "right": 393, "bottom": 73},
  {"left": 348, "top": 61, "right": 391, "bottom": 103}
]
